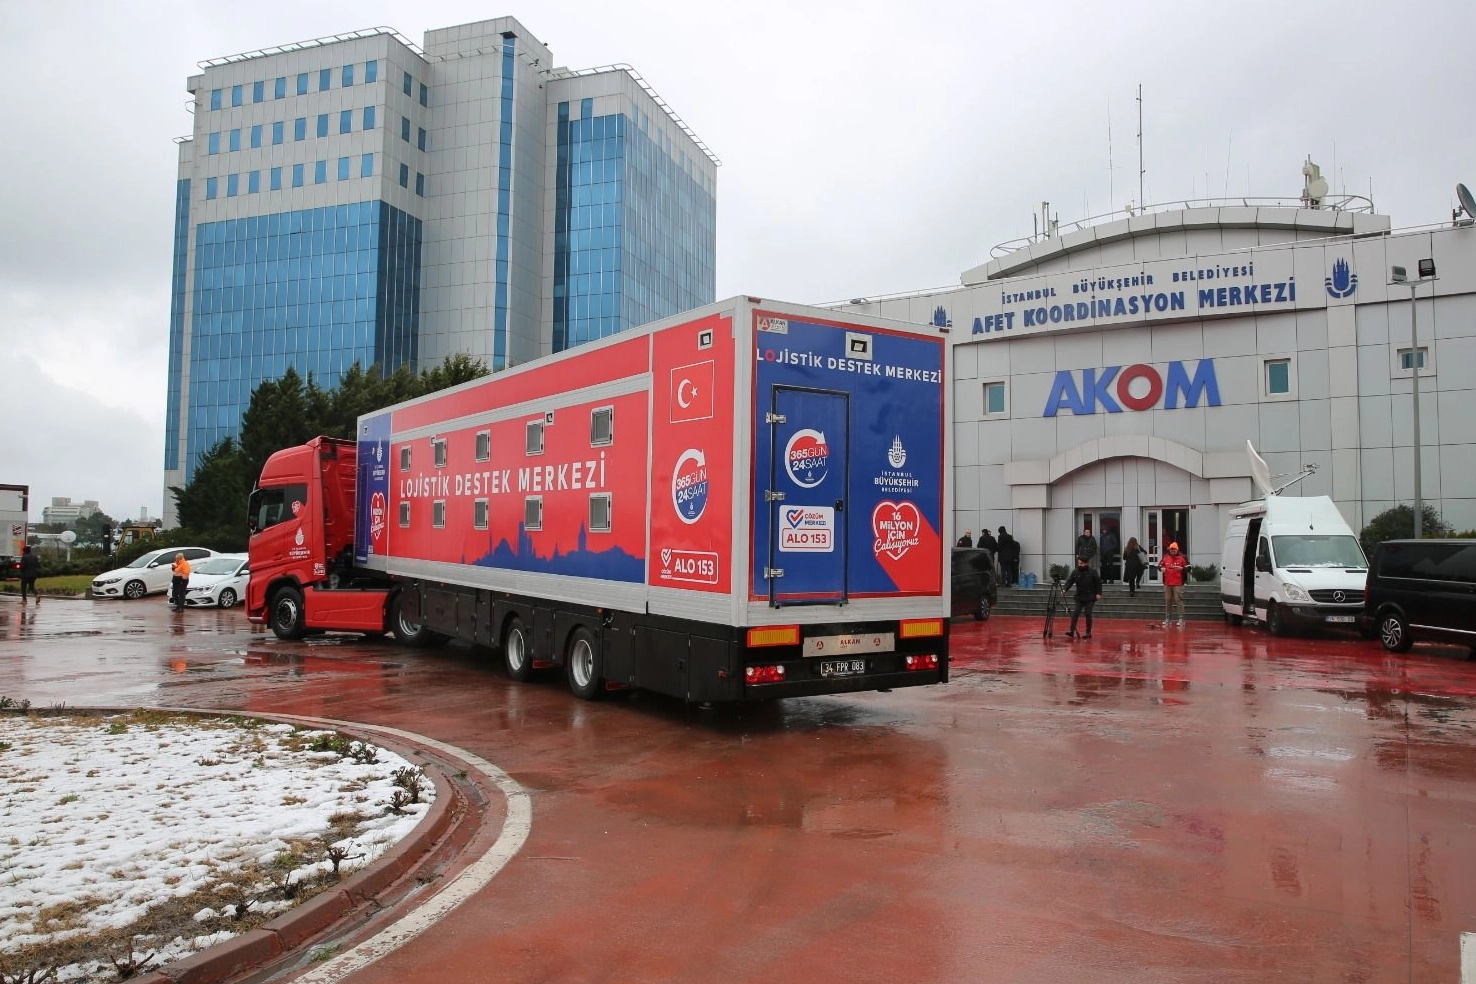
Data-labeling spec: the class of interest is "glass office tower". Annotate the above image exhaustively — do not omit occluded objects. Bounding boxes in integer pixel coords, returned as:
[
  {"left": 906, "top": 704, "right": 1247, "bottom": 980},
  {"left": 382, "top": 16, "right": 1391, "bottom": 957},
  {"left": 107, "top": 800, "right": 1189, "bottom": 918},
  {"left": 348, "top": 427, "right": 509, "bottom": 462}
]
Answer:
[{"left": 164, "top": 18, "right": 718, "bottom": 524}]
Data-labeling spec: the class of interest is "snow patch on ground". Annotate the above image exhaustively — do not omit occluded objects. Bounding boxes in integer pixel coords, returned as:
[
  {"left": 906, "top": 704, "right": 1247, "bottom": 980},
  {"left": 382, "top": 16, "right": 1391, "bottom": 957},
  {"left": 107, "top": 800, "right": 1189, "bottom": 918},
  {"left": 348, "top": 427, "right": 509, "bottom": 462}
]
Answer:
[{"left": 0, "top": 712, "right": 433, "bottom": 981}]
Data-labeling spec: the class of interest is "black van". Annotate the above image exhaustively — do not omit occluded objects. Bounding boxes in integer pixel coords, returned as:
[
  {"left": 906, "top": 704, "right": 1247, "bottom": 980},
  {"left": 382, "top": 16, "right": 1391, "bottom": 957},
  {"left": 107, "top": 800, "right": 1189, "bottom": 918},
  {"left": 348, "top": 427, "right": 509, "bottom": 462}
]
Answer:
[
  {"left": 1362, "top": 539, "right": 1476, "bottom": 654},
  {"left": 951, "top": 548, "right": 998, "bottom": 621}
]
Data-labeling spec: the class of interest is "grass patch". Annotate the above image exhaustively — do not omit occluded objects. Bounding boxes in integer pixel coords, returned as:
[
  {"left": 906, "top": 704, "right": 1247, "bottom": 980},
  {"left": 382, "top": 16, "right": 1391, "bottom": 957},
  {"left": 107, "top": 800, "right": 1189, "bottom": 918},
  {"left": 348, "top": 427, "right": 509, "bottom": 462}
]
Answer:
[{"left": 0, "top": 575, "right": 95, "bottom": 597}]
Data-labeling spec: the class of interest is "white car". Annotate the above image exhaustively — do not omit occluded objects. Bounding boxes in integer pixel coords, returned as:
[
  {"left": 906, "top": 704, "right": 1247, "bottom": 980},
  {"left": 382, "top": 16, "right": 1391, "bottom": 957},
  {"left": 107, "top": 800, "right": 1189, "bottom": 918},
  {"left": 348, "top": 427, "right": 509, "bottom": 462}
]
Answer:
[
  {"left": 184, "top": 554, "right": 250, "bottom": 609},
  {"left": 91, "top": 547, "right": 217, "bottom": 600}
]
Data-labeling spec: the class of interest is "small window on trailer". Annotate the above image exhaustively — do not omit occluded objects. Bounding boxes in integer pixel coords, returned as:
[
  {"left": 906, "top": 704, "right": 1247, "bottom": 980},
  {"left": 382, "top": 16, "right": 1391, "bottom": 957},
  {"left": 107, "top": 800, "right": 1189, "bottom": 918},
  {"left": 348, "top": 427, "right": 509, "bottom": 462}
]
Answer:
[
  {"left": 526, "top": 420, "right": 544, "bottom": 455},
  {"left": 589, "top": 493, "right": 612, "bottom": 532},
  {"left": 590, "top": 407, "right": 613, "bottom": 446},
  {"left": 524, "top": 496, "right": 543, "bottom": 530}
]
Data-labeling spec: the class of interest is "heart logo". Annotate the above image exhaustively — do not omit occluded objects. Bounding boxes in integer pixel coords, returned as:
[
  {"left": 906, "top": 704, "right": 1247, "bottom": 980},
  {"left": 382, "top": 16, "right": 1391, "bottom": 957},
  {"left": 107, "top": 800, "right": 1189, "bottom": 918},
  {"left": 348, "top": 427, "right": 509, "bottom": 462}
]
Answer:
[
  {"left": 872, "top": 501, "right": 921, "bottom": 561},
  {"left": 661, "top": 548, "right": 672, "bottom": 567},
  {"left": 786, "top": 507, "right": 806, "bottom": 528}
]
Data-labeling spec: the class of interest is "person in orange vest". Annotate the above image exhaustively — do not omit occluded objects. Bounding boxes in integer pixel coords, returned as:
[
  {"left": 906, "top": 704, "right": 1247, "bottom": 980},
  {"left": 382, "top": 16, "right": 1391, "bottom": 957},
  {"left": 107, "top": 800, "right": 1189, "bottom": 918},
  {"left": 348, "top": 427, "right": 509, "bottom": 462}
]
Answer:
[
  {"left": 1161, "top": 542, "right": 1189, "bottom": 627},
  {"left": 170, "top": 553, "right": 192, "bottom": 610}
]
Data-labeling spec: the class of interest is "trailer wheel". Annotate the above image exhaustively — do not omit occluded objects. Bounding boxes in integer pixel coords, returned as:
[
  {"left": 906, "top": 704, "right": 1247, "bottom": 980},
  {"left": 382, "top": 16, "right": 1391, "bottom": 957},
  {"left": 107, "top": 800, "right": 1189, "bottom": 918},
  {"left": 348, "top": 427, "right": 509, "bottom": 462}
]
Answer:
[
  {"left": 391, "top": 593, "right": 438, "bottom": 648},
  {"left": 270, "top": 586, "right": 307, "bottom": 640},
  {"left": 566, "top": 626, "right": 603, "bottom": 701},
  {"left": 503, "top": 617, "right": 532, "bottom": 681}
]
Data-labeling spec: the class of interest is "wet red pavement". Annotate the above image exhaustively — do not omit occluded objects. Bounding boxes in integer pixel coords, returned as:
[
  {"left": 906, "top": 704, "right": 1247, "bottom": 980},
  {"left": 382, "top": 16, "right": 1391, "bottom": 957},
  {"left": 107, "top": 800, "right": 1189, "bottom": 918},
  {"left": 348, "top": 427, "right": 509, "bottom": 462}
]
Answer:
[{"left": 3, "top": 597, "right": 1475, "bottom": 983}]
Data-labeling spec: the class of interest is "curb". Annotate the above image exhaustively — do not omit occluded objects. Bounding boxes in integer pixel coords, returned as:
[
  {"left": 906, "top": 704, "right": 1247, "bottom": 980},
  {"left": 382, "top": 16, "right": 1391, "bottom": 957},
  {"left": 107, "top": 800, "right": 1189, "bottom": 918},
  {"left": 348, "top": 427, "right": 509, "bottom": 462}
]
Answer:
[{"left": 71, "top": 710, "right": 496, "bottom": 984}]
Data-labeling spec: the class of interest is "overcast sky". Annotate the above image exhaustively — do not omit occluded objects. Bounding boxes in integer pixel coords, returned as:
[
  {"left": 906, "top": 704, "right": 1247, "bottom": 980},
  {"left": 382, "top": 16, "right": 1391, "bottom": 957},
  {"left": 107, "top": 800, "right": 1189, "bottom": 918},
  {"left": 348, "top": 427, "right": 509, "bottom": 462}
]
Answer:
[{"left": 2, "top": 0, "right": 1473, "bottom": 523}]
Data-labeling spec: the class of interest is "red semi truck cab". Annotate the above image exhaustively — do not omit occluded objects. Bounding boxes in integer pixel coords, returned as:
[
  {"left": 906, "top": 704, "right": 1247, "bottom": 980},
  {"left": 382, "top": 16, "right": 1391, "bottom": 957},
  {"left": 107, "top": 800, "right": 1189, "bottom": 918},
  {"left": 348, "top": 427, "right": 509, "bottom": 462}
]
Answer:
[{"left": 247, "top": 437, "right": 390, "bottom": 635}]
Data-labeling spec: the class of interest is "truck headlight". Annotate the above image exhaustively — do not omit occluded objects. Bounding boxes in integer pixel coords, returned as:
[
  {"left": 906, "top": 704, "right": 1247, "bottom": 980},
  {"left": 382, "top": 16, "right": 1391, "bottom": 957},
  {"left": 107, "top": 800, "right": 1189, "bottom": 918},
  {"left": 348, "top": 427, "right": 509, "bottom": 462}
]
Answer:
[{"left": 1283, "top": 583, "right": 1311, "bottom": 603}]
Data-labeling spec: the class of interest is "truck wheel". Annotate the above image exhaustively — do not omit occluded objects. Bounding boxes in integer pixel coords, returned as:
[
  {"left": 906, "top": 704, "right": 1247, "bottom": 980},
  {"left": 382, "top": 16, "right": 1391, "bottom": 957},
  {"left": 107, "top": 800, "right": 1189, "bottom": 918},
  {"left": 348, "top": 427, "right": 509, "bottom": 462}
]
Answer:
[
  {"left": 1266, "top": 602, "right": 1286, "bottom": 637},
  {"left": 1379, "top": 612, "right": 1413, "bottom": 653},
  {"left": 270, "top": 587, "right": 307, "bottom": 640},
  {"left": 124, "top": 580, "right": 147, "bottom": 600},
  {"left": 503, "top": 617, "right": 532, "bottom": 681},
  {"left": 566, "top": 626, "right": 603, "bottom": 701},
  {"left": 391, "top": 593, "right": 437, "bottom": 648}
]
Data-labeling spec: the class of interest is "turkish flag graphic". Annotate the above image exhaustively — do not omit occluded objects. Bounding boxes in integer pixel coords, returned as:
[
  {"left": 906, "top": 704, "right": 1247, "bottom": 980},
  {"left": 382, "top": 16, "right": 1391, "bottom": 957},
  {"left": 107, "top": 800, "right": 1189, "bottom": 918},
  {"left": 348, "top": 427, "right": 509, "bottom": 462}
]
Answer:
[{"left": 669, "top": 361, "right": 715, "bottom": 423}]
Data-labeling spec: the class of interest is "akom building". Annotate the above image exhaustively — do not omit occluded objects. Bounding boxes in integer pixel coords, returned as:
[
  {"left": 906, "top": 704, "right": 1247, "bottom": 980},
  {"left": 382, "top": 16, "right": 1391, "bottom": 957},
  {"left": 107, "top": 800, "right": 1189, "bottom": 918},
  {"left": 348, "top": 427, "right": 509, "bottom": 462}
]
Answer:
[
  {"left": 845, "top": 179, "right": 1476, "bottom": 583},
  {"left": 163, "top": 16, "right": 718, "bottom": 525}
]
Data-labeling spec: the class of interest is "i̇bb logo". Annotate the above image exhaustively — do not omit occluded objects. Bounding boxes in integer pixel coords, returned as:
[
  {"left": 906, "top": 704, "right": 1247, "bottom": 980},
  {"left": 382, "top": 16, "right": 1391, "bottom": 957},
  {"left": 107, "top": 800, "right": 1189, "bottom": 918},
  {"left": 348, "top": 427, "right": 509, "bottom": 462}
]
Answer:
[
  {"left": 369, "top": 491, "right": 387, "bottom": 544},
  {"left": 672, "top": 449, "right": 709, "bottom": 525},
  {"left": 784, "top": 429, "right": 829, "bottom": 488},
  {"left": 290, "top": 500, "right": 303, "bottom": 517}
]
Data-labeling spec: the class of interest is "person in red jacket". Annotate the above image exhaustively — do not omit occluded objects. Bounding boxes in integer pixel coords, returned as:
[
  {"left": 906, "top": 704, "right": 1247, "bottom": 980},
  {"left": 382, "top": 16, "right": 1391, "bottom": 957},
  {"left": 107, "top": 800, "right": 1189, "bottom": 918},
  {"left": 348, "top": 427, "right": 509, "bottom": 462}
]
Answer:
[{"left": 1161, "top": 541, "right": 1188, "bottom": 627}]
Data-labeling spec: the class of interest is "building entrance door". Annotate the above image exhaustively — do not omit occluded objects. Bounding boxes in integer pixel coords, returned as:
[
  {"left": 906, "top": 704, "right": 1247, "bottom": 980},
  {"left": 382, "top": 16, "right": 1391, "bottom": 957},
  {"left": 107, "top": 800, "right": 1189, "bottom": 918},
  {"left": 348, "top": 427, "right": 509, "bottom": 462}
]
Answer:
[
  {"left": 1143, "top": 507, "right": 1188, "bottom": 582},
  {"left": 1078, "top": 510, "right": 1122, "bottom": 581}
]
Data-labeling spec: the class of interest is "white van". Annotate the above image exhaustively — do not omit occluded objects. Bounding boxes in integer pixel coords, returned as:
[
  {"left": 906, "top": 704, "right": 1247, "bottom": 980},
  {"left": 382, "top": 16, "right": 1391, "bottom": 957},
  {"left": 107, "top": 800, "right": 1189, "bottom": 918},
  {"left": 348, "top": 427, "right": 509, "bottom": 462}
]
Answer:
[{"left": 1220, "top": 495, "right": 1369, "bottom": 635}]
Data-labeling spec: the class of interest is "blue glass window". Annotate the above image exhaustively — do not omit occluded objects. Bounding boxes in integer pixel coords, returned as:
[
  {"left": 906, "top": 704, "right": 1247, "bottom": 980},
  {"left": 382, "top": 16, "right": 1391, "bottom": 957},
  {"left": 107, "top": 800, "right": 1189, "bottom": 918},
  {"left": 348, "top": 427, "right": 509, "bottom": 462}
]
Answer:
[
  {"left": 399, "top": 163, "right": 409, "bottom": 187},
  {"left": 581, "top": 98, "right": 592, "bottom": 118},
  {"left": 415, "top": 172, "right": 425, "bottom": 196},
  {"left": 226, "top": 173, "right": 239, "bottom": 197},
  {"left": 206, "top": 176, "right": 218, "bottom": 199},
  {"left": 208, "top": 132, "right": 220, "bottom": 155},
  {"left": 231, "top": 85, "right": 242, "bottom": 107},
  {"left": 250, "top": 125, "right": 261, "bottom": 149},
  {"left": 272, "top": 121, "right": 284, "bottom": 145},
  {"left": 319, "top": 68, "right": 331, "bottom": 92},
  {"left": 403, "top": 71, "right": 412, "bottom": 96},
  {"left": 338, "top": 157, "right": 351, "bottom": 181},
  {"left": 401, "top": 116, "right": 410, "bottom": 142},
  {"left": 365, "top": 59, "right": 378, "bottom": 83},
  {"left": 292, "top": 163, "right": 304, "bottom": 187},
  {"left": 229, "top": 129, "right": 241, "bottom": 152},
  {"left": 363, "top": 106, "right": 376, "bottom": 130},
  {"left": 361, "top": 153, "right": 374, "bottom": 178},
  {"left": 252, "top": 80, "right": 264, "bottom": 103},
  {"left": 274, "top": 76, "right": 286, "bottom": 99},
  {"left": 1266, "top": 359, "right": 1291, "bottom": 394},
  {"left": 419, "top": 83, "right": 428, "bottom": 107},
  {"left": 417, "top": 127, "right": 426, "bottom": 151},
  {"left": 315, "top": 160, "right": 327, "bottom": 184},
  {"left": 317, "top": 114, "right": 328, "bottom": 138},
  {"left": 339, "top": 110, "right": 352, "bottom": 134},
  {"left": 270, "top": 166, "right": 282, "bottom": 191},
  {"left": 248, "top": 170, "right": 260, "bottom": 194},
  {"left": 983, "top": 382, "right": 1006, "bottom": 414},
  {"left": 297, "top": 73, "right": 308, "bottom": 95},
  {"left": 342, "top": 64, "right": 354, "bottom": 87},
  {"left": 210, "top": 89, "right": 221, "bottom": 111},
  {"left": 294, "top": 117, "right": 306, "bottom": 141}
]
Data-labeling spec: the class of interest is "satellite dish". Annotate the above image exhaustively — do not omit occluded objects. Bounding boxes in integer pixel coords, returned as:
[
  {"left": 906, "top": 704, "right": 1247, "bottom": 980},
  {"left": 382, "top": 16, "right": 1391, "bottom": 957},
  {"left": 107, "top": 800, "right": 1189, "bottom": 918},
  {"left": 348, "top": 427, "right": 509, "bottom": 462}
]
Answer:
[
  {"left": 1247, "top": 440, "right": 1274, "bottom": 498},
  {"left": 1307, "top": 176, "right": 1328, "bottom": 201},
  {"left": 1458, "top": 182, "right": 1476, "bottom": 218},
  {"left": 59, "top": 530, "right": 76, "bottom": 544}
]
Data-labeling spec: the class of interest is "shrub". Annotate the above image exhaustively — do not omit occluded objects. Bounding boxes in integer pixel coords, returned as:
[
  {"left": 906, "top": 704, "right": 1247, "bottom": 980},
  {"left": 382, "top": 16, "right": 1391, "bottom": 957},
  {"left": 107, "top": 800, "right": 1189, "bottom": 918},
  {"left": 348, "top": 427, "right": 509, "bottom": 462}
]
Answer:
[
  {"left": 1048, "top": 563, "right": 1070, "bottom": 583},
  {"left": 1189, "top": 563, "right": 1218, "bottom": 582}
]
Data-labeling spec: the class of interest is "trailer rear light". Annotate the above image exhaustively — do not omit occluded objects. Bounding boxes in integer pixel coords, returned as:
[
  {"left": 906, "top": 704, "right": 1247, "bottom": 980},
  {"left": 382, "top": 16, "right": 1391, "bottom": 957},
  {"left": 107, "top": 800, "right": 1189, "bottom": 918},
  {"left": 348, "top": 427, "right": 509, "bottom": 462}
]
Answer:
[
  {"left": 745, "top": 664, "right": 786, "bottom": 684},
  {"left": 747, "top": 625, "right": 800, "bottom": 648},
  {"left": 899, "top": 618, "right": 944, "bottom": 639},
  {"left": 904, "top": 654, "right": 939, "bottom": 671}
]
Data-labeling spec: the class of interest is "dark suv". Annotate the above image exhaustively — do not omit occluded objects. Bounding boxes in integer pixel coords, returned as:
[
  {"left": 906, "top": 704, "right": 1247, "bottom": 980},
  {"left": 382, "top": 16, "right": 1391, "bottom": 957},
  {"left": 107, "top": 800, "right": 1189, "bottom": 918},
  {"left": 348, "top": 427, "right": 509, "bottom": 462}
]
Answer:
[
  {"left": 951, "top": 548, "right": 998, "bottom": 621},
  {"left": 1362, "top": 539, "right": 1476, "bottom": 655}
]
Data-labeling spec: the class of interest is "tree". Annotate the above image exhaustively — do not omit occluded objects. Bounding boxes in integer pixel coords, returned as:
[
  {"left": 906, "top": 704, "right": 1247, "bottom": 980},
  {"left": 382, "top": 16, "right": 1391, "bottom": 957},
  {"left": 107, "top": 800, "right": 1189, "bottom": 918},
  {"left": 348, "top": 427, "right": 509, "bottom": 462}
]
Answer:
[
  {"left": 1359, "top": 504, "right": 1451, "bottom": 557},
  {"left": 171, "top": 438, "right": 253, "bottom": 551}
]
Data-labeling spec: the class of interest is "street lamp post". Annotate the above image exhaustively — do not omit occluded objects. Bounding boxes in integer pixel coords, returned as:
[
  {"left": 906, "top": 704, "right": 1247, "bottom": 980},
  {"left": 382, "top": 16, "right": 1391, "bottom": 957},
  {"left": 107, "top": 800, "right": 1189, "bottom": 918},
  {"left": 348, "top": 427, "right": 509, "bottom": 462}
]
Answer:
[{"left": 1389, "top": 261, "right": 1438, "bottom": 538}]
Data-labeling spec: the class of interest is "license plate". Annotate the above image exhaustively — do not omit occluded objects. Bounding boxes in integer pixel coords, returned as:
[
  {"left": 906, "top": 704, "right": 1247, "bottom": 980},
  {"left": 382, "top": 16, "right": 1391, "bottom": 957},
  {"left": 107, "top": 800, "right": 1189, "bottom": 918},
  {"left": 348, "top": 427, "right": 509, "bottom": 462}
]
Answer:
[
  {"left": 1326, "top": 615, "right": 1355, "bottom": 624},
  {"left": 803, "top": 632, "right": 894, "bottom": 658},
  {"left": 820, "top": 659, "right": 866, "bottom": 678}
]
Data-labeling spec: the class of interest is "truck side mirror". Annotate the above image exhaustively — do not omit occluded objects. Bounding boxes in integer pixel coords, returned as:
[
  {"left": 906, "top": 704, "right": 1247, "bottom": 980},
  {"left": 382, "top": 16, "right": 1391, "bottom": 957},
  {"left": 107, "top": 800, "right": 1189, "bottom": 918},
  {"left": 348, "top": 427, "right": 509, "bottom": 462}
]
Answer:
[{"left": 1256, "top": 555, "right": 1272, "bottom": 573}]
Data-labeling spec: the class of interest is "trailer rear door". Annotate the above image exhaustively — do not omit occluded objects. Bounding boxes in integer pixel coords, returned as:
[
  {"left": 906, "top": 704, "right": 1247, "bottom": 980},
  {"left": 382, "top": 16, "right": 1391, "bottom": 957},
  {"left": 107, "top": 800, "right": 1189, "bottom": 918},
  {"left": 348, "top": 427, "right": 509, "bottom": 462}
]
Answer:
[{"left": 764, "top": 385, "right": 848, "bottom": 606}]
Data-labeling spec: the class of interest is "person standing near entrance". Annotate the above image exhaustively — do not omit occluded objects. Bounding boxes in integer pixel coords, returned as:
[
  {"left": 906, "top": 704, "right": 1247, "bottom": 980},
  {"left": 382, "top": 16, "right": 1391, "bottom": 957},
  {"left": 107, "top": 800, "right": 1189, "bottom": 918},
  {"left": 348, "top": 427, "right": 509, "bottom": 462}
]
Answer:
[
  {"left": 1161, "top": 542, "right": 1188, "bottom": 626},
  {"left": 18, "top": 546, "right": 41, "bottom": 604},
  {"left": 1122, "top": 537, "right": 1145, "bottom": 596},
  {"left": 1075, "top": 524, "right": 1099, "bottom": 573},
  {"left": 1063, "top": 556, "right": 1102, "bottom": 639},
  {"left": 956, "top": 530, "right": 973, "bottom": 548},
  {"left": 997, "top": 527, "right": 1019, "bottom": 586}
]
